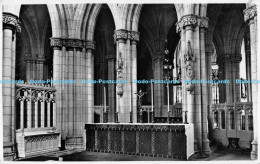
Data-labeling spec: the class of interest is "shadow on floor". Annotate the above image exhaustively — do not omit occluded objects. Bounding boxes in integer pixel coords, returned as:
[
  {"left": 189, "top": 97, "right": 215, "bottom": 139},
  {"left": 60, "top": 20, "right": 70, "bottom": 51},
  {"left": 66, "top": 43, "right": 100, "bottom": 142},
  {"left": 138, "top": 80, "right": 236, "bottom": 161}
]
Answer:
[{"left": 16, "top": 149, "right": 251, "bottom": 161}]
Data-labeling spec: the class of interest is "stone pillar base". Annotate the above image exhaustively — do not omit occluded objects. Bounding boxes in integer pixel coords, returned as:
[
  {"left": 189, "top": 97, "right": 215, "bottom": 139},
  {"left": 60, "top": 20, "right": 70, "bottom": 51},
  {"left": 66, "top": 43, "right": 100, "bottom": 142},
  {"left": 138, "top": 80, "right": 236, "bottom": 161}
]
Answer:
[
  {"left": 251, "top": 140, "right": 258, "bottom": 160},
  {"left": 202, "top": 139, "right": 211, "bottom": 156},
  {"left": 194, "top": 141, "right": 198, "bottom": 153},
  {"left": 3, "top": 142, "right": 15, "bottom": 161}
]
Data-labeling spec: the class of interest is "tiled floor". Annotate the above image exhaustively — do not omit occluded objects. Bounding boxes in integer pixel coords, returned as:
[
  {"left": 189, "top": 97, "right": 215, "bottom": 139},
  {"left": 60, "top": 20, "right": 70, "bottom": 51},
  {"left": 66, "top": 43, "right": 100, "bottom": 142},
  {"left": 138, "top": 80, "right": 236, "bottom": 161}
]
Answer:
[{"left": 18, "top": 149, "right": 251, "bottom": 161}]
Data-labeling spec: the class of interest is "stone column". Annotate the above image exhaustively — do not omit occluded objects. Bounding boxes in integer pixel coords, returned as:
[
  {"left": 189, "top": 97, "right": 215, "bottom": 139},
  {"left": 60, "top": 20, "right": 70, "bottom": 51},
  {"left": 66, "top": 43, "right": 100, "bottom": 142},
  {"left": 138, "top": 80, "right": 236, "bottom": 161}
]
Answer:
[
  {"left": 66, "top": 40, "right": 75, "bottom": 135},
  {"left": 36, "top": 56, "right": 45, "bottom": 80},
  {"left": 216, "top": 57, "right": 226, "bottom": 103},
  {"left": 50, "top": 37, "right": 62, "bottom": 133},
  {"left": 152, "top": 53, "right": 164, "bottom": 117},
  {"left": 129, "top": 31, "right": 140, "bottom": 123},
  {"left": 106, "top": 53, "right": 116, "bottom": 122},
  {"left": 200, "top": 27, "right": 211, "bottom": 155},
  {"left": 75, "top": 41, "right": 83, "bottom": 134},
  {"left": 244, "top": 4, "right": 258, "bottom": 160},
  {"left": 205, "top": 43, "right": 214, "bottom": 138},
  {"left": 220, "top": 55, "right": 233, "bottom": 103},
  {"left": 176, "top": 14, "right": 210, "bottom": 154},
  {"left": 24, "top": 54, "right": 32, "bottom": 82},
  {"left": 244, "top": 32, "right": 252, "bottom": 102},
  {"left": 114, "top": 29, "right": 131, "bottom": 123},
  {"left": 2, "top": 12, "right": 21, "bottom": 159},
  {"left": 230, "top": 54, "right": 242, "bottom": 102},
  {"left": 85, "top": 41, "right": 95, "bottom": 123}
]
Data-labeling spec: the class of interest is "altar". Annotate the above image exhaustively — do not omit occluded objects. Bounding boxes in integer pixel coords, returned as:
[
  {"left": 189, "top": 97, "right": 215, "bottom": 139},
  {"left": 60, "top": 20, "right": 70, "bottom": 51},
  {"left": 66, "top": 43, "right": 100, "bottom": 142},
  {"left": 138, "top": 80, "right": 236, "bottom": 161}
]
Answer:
[{"left": 85, "top": 123, "right": 194, "bottom": 160}]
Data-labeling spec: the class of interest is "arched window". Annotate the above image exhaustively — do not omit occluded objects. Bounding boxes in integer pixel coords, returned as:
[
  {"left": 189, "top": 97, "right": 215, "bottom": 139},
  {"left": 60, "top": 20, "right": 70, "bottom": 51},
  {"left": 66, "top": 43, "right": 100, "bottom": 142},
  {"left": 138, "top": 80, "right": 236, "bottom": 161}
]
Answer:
[
  {"left": 229, "top": 110, "right": 235, "bottom": 130},
  {"left": 241, "top": 110, "right": 246, "bottom": 130},
  {"left": 237, "top": 110, "right": 245, "bottom": 130},
  {"left": 248, "top": 110, "right": 253, "bottom": 130},
  {"left": 214, "top": 111, "right": 219, "bottom": 128},
  {"left": 221, "top": 111, "right": 225, "bottom": 129}
]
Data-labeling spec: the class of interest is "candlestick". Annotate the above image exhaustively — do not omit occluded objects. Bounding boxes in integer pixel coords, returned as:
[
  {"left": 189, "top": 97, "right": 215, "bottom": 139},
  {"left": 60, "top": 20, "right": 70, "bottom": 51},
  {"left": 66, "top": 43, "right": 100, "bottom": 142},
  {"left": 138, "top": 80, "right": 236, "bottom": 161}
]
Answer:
[
  {"left": 104, "top": 86, "right": 106, "bottom": 113},
  {"left": 151, "top": 82, "right": 153, "bottom": 112}
]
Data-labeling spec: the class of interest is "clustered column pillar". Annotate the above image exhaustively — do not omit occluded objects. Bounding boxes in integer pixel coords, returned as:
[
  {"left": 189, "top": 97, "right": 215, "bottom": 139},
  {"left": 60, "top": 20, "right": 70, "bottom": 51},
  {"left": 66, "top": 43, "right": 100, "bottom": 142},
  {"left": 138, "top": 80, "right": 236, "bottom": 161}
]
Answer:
[
  {"left": 244, "top": 31, "right": 252, "bottom": 102},
  {"left": 216, "top": 57, "right": 226, "bottom": 103},
  {"left": 176, "top": 14, "right": 210, "bottom": 155},
  {"left": 2, "top": 12, "right": 21, "bottom": 159},
  {"left": 230, "top": 54, "right": 242, "bottom": 102},
  {"left": 36, "top": 56, "right": 45, "bottom": 80},
  {"left": 114, "top": 29, "right": 129, "bottom": 123},
  {"left": 113, "top": 29, "right": 139, "bottom": 123},
  {"left": 129, "top": 31, "right": 139, "bottom": 123},
  {"left": 205, "top": 43, "right": 214, "bottom": 138},
  {"left": 106, "top": 53, "right": 116, "bottom": 122},
  {"left": 50, "top": 38, "right": 62, "bottom": 136},
  {"left": 85, "top": 41, "right": 95, "bottom": 124},
  {"left": 244, "top": 4, "right": 258, "bottom": 160},
  {"left": 152, "top": 54, "right": 164, "bottom": 117},
  {"left": 50, "top": 38, "right": 95, "bottom": 148}
]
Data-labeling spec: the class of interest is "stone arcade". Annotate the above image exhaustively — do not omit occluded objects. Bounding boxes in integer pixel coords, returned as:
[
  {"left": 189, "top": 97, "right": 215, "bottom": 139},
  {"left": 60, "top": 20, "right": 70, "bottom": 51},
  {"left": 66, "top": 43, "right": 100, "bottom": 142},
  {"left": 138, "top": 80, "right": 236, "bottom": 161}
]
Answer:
[{"left": 1, "top": 2, "right": 258, "bottom": 161}]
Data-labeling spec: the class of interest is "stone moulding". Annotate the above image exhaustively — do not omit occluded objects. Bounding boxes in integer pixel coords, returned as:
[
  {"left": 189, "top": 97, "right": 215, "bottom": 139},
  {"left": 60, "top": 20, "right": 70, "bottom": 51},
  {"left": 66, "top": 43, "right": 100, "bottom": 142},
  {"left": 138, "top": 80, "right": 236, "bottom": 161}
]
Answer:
[
  {"left": 116, "top": 52, "right": 124, "bottom": 96},
  {"left": 176, "top": 14, "right": 209, "bottom": 33},
  {"left": 184, "top": 40, "right": 195, "bottom": 92},
  {"left": 114, "top": 29, "right": 140, "bottom": 42},
  {"left": 3, "top": 12, "right": 21, "bottom": 33},
  {"left": 244, "top": 4, "right": 257, "bottom": 22},
  {"left": 50, "top": 37, "right": 96, "bottom": 50}
]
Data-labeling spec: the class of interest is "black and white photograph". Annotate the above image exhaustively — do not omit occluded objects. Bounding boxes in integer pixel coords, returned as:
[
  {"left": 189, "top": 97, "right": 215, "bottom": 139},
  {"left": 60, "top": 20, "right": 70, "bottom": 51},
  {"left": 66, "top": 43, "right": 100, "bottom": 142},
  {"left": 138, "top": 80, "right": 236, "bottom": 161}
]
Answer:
[{"left": 0, "top": 0, "right": 259, "bottom": 162}]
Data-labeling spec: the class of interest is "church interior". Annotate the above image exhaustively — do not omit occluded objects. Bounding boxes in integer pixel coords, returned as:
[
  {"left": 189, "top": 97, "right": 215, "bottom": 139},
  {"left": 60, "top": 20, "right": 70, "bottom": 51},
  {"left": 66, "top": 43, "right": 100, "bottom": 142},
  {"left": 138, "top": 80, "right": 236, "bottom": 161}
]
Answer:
[{"left": 1, "top": 2, "right": 259, "bottom": 161}]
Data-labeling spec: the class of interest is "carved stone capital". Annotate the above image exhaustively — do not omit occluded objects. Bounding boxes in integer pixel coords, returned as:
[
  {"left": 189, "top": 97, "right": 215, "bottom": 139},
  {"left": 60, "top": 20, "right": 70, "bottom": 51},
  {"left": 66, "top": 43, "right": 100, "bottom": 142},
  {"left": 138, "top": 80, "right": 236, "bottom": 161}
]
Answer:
[
  {"left": 205, "top": 43, "right": 215, "bottom": 55},
  {"left": 74, "top": 39, "right": 84, "bottom": 49},
  {"left": 128, "top": 31, "right": 140, "bottom": 42},
  {"left": 36, "top": 56, "right": 45, "bottom": 63},
  {"left": 3, "top": 12, "right": 21, "bottom": 33},
  {"left": 85, "top": 40, "right": 96, "bottom": 50},
  {"left": 176, "top": 14, "right": 209, "bottom": 33},
  {"left": 244, "top": 4, "right": 257, "bottom": 22},
  {"left": 152, "top": 52, "right": 164, "bottom": 61},
  {"left": 114, "top": 29, "right": 128, "bottom": 42},
  {"left": 66, "top": 39, "right": 84, "bottom": 50},
  {"left": 50, "top": 38, "right": 63, "bottom": 49},
  {"left": 106, "top": 54, "right": 116, "bottom": 60},
  {"left": 230, "top": 54, "right": 242, "bottom": 63},
  {"left": 24, "top": 54, "right": 32, "bottom": 62},
  {"left": 217, "top": 54, "right": 232, "bottom": 64}
]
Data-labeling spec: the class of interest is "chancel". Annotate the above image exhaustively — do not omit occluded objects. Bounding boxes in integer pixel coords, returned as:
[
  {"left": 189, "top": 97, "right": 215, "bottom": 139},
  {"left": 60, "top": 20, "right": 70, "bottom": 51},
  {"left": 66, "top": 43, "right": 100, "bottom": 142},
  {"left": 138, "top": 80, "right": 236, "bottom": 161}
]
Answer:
[{"left": 1, "top": 1, "right": 258, "bottom": 161}]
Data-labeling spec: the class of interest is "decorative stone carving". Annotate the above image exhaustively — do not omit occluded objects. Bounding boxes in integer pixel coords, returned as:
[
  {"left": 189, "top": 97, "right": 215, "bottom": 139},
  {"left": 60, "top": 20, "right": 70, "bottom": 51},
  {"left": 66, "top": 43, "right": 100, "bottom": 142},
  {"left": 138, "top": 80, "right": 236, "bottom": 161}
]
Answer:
[
  {"left": 230, "top": 54, "right": 242, "bottom": 63},
  {"left": 105, "top": 54, "right": 116, "bottom": 60},
  {"left": 184, "top": 40, "right": 195, "bottom": 92},
  {"left": 50, "top": 38, "right": 62, "bottom": 48},
  {"left": 24, "top": 54, "right": 32, "bottom": 62},
  {"left": 176, "top": 14, "right": 209, "bottom": 32},
  {"left": 66, "top": 39, "right": 75, "bottom": 49},
  {"left": 128, "top": 31, "right": 140, "bottom": 42},
  {"left": 244, "top": 4, "right": 257, "bottom": 22},
  {"left": 3, "top": 12, "right": 21, "bottom": 33},
  {"left": 117, "top": 52, "right": 124, "bottom": 96},
  {"left": 205, "top": 43, "right": 215, "bottom": 54},
  {"left": 36, "top": 56, "right": 45, "bottom": 63},
  {"left": 114, "top": 29, "right": 128, "bottom": 42},
  {"left": 198, "top": 17, "right": 209, "bottom": 29},
  {"left": 212, "top": 69, "right": 219, "bottom": 80},
  {"left": 74, "top": 39, "right": 84, "bottom": 49},
  {"left": 85, "top": 40, "right": 96, "bottom": 50},
  {"left": 50, "top": 38, "right": 94, "bottom": 50}
]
